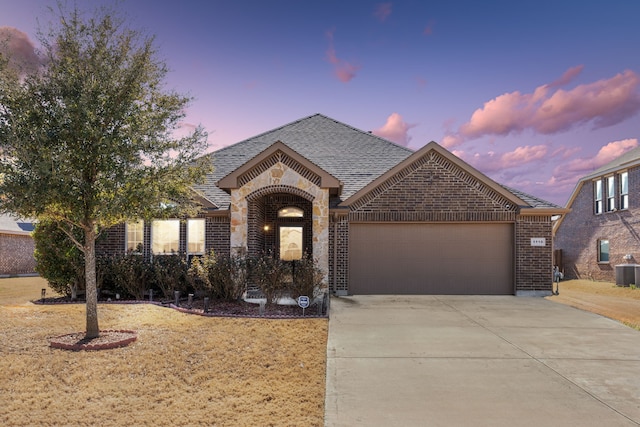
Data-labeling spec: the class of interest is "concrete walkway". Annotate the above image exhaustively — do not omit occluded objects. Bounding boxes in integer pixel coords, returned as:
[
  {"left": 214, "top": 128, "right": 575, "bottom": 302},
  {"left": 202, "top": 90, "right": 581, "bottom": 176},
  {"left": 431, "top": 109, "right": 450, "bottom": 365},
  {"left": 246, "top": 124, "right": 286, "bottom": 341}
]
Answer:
[{"left": 325, "top": 295, "right": 640, "bottom": 427}]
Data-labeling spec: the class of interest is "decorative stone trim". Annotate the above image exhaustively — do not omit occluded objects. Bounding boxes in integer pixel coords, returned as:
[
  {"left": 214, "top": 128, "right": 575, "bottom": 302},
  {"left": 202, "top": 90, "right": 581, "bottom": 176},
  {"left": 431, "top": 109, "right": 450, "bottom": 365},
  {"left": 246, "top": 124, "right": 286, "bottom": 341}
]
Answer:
[
  {"left": 246, "top": 184, "right": 315, "bottom": 202},
  {"left": 238, "top": 151, "right": 322, "bottom": 187}
]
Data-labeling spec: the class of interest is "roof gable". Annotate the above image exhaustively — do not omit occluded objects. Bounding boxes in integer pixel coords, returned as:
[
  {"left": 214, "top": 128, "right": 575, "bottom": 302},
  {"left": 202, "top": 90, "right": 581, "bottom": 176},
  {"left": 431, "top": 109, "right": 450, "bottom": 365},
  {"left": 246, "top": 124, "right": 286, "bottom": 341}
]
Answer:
[
  {"left": 193, "top": 114, "right": 412, "bottom": 208},
  {"left": 342, "top": 141, "right": 529, "bottom": 211},
  {"left": 217, "top": 140, "right": 342, "bottom": 193}
]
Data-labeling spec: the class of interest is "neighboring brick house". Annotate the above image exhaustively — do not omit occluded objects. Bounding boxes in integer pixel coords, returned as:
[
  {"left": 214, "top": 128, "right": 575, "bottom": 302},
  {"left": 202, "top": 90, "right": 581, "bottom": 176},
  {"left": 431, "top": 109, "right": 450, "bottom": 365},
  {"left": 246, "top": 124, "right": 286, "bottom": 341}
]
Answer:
[
  {"left": 0, "top": 214, "right": 36, "bottom": 276},
  {"left": 99, "top": 114, "right": 566, "bottom": 295},
  {"left": 554, "top": 146, "right": 640, "bottom": 281}
]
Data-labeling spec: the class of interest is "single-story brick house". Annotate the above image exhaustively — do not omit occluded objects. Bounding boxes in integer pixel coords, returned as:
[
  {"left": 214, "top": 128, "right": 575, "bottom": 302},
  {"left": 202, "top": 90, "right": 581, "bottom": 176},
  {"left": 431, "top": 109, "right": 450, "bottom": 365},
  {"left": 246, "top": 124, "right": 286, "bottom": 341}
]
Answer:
[
  {"left": 0, "top": 213, "right": 36, "bottom": 276},
  {"left": 554, "top": 146, "right": 640, "bottom": 281},
  {"left": 99, "top": 114, "right": 567, "bottom": 295}
]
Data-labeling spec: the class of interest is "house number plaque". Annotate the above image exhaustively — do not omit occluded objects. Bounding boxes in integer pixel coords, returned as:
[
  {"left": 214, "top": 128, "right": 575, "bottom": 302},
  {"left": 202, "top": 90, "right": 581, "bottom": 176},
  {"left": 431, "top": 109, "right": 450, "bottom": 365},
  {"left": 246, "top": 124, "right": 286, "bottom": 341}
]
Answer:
[{"left": 530, "top": 238, "right": 546, "bottom": 247}]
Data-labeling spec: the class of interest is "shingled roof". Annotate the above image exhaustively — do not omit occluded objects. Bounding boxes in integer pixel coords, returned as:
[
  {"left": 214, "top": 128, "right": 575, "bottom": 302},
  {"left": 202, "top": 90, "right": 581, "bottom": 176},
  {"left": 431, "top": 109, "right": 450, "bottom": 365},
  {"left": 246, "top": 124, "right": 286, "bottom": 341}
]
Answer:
[
  {"left": 582, "top": 145, "right": 640, "bottom": 181},
  {"left": 194, "top": 114, "right": 413, "bottom": 208},
  {"left": 194, "top": 113, "right": 563, "bottom": 213}
]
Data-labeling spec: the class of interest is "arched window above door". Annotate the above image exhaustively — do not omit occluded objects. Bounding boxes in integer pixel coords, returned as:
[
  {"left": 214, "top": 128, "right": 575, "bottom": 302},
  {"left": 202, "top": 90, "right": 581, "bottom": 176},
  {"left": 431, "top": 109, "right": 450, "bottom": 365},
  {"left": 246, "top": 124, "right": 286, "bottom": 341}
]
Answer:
[{"left": 278, "top": 206, "right": 304, "bottom": 218}]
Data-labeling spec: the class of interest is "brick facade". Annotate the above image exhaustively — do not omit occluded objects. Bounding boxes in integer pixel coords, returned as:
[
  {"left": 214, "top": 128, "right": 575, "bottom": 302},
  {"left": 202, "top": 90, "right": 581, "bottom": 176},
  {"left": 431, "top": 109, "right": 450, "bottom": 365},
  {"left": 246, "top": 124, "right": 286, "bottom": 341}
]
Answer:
[
  {"left": 332, "top": 149, "right": 555, "bottom": 295},
  {"left": 555, "top": 165, "right": 640, "bottom": 281},
  {"left": 0, "top": 233, "right": 37, "bottom": 276},
  {"left": 516, "top": 216, "right": 553, "bottom": 293},
  {"left": 97, "top": 143, "right": 558, "bottom": 295},
  {"left": 97, "top": 215, "right": 231, "bottom": 260}
]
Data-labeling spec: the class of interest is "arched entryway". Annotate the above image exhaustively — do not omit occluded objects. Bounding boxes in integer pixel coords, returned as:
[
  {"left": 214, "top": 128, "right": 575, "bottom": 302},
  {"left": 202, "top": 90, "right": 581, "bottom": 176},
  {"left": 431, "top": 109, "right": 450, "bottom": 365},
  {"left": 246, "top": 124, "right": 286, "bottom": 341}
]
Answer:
[{"left": 247, "top": 190, "right": 313, "bottom": 259}]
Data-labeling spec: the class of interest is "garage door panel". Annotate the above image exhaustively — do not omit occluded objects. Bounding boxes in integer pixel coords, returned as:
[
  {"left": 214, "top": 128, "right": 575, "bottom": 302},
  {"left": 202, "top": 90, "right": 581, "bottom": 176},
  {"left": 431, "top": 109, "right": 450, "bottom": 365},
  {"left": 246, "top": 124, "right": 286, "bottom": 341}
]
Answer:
[{"left": 349, "top": 223, "right": 513, "bottom": 295}]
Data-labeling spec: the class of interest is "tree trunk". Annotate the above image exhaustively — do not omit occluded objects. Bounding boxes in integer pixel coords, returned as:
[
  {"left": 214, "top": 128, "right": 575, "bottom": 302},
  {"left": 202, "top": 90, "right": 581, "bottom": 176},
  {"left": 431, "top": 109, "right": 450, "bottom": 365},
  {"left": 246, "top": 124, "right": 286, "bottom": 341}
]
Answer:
[{"left": 84, "top": 226, "right": 100, "bottom": 339}]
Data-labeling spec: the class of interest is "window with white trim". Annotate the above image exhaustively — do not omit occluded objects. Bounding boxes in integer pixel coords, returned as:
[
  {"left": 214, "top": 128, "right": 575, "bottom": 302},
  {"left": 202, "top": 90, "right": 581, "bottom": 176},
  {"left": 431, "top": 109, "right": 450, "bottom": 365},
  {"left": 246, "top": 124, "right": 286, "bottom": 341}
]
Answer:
[
  {"left": 187, "top": 219, "right": 205, "bottom": 255},
  {"left": 126, "top": 220, "right": 144, "bottom": 253},
  {"left": 598, "top": 239, "right": 610, "bottom": 263},
  {"left": 152, "top": 219, "right": 180, "bottom": 255},
  {"left": 620, "top": 171, "right": 629, "bottom": 210},
  {"left": 594, "top": 180, "right": 603, "bottom": 214},
  {"left": 606, "top": 175, "right": 616, "bottom": 211}
]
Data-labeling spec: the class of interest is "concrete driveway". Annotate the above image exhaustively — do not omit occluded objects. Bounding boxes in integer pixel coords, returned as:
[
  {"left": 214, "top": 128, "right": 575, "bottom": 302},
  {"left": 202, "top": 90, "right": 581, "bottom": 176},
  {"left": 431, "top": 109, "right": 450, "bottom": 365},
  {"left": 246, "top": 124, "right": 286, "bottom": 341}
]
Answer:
[{"left": 325, "top": 295, "right": 640, "bottom": 427}]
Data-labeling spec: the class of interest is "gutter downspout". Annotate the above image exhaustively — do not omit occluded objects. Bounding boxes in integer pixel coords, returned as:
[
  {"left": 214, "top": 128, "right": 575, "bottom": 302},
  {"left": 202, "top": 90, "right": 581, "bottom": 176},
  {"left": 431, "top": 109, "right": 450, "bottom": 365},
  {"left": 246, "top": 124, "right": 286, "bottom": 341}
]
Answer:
[{"left": 332, "top": 212, "right": 337, "bottom": 295}]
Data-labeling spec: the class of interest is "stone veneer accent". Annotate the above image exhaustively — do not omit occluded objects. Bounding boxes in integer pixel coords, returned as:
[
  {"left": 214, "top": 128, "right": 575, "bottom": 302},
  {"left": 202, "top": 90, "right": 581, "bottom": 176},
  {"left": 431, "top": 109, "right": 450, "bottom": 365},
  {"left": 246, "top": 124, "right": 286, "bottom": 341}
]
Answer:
[{"left": 229, "top": 161, "right": 330, "bottom": 282}]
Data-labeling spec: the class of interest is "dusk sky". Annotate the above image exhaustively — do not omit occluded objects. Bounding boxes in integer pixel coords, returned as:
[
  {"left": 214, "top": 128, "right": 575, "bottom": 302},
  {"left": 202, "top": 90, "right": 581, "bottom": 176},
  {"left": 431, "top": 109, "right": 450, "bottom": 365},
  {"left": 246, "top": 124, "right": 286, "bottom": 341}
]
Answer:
[{"left": 1, "top": 0, "right": 639, "bottom": 206}]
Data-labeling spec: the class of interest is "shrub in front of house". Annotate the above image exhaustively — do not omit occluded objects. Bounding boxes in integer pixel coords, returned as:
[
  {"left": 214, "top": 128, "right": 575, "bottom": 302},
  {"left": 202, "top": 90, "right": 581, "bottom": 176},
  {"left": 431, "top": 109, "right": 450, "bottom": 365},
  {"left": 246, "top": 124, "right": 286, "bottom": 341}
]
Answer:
[
  {"left": 289, "top": 253, "right": 325, "bottom": 301},
  {"left": 98, "top": 253, "right": 154, "bottom": 300},
  {"left": 152, "top": 254, "right": 191, "bottom": 300},
  {"left": 33, "top": 220, "right": 85, "bottom": 300},
  {"left": 188, "top": 251, "right": 250, "bottom": 301},
  {"left": 252, "top": 253, "right": 291, "bottom": 306}
]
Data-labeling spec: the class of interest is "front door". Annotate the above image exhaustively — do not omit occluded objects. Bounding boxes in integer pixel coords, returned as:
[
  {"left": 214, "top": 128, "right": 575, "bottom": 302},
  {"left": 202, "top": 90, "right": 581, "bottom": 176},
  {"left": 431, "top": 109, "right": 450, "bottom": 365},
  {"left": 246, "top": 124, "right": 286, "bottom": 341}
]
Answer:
[{"left": 279, "top": 225, "right": 303, "bottom": 261}]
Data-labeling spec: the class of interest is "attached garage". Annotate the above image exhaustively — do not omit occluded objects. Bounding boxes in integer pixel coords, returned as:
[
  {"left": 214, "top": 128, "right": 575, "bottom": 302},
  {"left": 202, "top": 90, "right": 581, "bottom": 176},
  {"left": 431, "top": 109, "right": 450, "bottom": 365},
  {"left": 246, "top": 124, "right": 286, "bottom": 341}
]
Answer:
[{"left": 348, "top": 222, "right": 514, "bottom": 295}]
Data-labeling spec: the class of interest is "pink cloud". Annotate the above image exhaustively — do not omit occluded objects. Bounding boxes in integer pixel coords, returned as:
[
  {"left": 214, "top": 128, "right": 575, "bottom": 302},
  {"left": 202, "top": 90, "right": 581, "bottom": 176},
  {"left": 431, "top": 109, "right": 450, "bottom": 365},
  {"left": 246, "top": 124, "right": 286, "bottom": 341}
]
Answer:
[
  {"left": 543, "top": 138, "right": 639, "bottom": 201},
  {"left": 456, "top": 145, "right": 548, "bottom": 173},
  {"left": 0, "top": 26, "right": 42, "bottom": 76},
  {"left": 500, "top": 145, "right": 548, "bottom": 168},
  {"left": 560, "top": 138, "right": 639, "bottom": 176},
  {"left": 372, "top": 112, "right": 416, "bottom": 146},
  {"left": 325, "top": 29, "right": 361, "bottom": 83},
  {"left": 374, "top": 3, "right": 392, "bottom": 22},
  {"left": 547, "top": 65, "right": 584, "bottom": 89},
  {"left": 444, "top": 68, "right": 640, "bottom": 148}
]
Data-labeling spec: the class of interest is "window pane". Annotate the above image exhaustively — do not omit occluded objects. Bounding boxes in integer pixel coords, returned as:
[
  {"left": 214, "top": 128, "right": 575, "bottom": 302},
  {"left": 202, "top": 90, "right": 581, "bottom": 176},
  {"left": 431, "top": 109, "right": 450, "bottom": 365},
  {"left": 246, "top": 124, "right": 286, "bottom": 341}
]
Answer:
[
  {"left": 620, "top": 172, "right": 628, "bottom": 209},
  {"left": 187, "top": 219, "right": 205, "bottom": 254},
  {"left": 620, "top": 172, "right": 628, "bottom": 194},
  {"left": 279, "top": 226, "right": 303, "bottom": 261},
  {"left": 594, "top": 180, "right": 603, "bottom": 214},
  {"left": 152, "top": 220, "right": 180, "bottom": 254},
  {"left": 599, "top": 239, "right": 609, "bottom": 263},
  {"left": 278, "top": 207, "right": 304, "bottom": 218},
  {"left": 126, "top": 220, "right": 144, "bottom": 253}
]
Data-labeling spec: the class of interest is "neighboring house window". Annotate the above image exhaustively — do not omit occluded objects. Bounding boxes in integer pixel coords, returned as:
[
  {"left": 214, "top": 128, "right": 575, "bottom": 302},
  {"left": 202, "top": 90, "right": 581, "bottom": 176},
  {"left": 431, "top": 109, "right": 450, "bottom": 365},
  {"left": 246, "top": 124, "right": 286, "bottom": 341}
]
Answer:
[
  {"left": 594, "top": 180, "right": 603, "bottom": 214},
  {"left": 126, "top": 220, "right": 144, "bottom": 253},
  {"left": 620, "top": 171, "right": 629, "bottom": 210},
  {"left": 187, "top": 218, "right": 205, "bottom": 255},
  {"left": 152, "top": 219, "right": 180, "bottom": 255},
  {"left": 606, "top": 175, "right": 616, "bottom": 211},
  {"left": 598, "top": 239, "right": 610, "bottom": 263}
]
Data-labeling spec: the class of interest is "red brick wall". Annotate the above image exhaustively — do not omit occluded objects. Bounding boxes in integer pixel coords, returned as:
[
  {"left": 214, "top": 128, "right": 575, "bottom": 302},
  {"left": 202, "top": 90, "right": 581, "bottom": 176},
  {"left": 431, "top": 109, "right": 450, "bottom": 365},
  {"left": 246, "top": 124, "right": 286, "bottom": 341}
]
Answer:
[
  {"left": 554, "top": 165, "right": 640, "bottom": 281},
  {"left": 516, "top": 216, "right": 553, "bottom": 293},
  {"left": 329, "top": 214, "right": 349, "bottom": 294},
  {"left": 343, "top": 150, "right": 554, "bottom": 294},
  {"left": 0, "top": 233, "right": 37, "bottom": 276},
  {"left": 97, "top": 215, "right": 231, "bottom": 259}
]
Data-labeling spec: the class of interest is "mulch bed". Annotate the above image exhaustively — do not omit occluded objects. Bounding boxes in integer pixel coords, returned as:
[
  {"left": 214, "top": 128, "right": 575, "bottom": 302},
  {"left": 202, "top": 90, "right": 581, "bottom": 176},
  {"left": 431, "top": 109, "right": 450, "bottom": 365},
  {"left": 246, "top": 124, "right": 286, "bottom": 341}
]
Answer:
[
  {"left": 35, "top": 296, "right": 327, "bottom": 318},
  {"left": 38, "top": 295, "right": 326, "bottom": 351}
]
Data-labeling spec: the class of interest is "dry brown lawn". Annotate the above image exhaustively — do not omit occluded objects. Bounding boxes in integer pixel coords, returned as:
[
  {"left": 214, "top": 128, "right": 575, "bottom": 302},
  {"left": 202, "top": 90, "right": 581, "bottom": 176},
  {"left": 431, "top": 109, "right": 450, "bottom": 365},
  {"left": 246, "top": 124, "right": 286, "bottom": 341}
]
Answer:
[
  {"left": 0, "top": 277, "right": 327, "bottom": 426},
  {"left": 546, "top": 279, "right": 640, "bottom": 330}
]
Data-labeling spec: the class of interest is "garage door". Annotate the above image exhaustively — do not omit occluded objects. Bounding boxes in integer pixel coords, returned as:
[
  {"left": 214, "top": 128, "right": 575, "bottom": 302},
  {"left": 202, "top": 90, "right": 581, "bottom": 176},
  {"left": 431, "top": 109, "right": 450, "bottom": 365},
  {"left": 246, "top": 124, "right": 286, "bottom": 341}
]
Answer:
[{"left": 349, "top": 223, "right": 514, "bottom": 295}]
